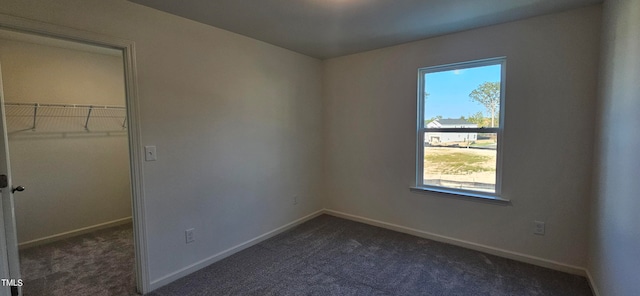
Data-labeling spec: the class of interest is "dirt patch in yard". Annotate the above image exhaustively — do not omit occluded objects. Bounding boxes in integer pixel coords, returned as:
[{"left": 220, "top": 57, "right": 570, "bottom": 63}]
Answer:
[{"left": 424, "top": 147, "right": 497, "bottom": 185}]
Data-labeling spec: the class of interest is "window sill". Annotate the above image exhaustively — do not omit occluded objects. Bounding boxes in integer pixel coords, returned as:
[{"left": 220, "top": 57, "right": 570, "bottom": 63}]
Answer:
[{"left": 409, "top": 186, "right": 511, "bottom": 205}]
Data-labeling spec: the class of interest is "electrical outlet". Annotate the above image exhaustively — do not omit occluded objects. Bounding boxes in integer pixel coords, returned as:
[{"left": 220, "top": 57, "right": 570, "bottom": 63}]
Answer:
[
  {"left": 293, "top": 195, "right": 298, "bottom": 205},
  {"left": 534, "top": 221, "right": 545, "bottom": 235},
  {"left": 185, "top": 228, "right": 195, "bottom": 243}
]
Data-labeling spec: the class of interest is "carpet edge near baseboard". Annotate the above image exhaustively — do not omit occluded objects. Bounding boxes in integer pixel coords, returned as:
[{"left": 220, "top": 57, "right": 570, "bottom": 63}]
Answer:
[
  {"left": 585, "top": 268, "right": 601, "bottom": 296},
  {"left": 19, "top": 216, "right": 133, "bottom": 250},
  {"left": 149, "top": 208, "right": 599, "bottom": 295},
  {"left": 148, "top": 209, "right": 325, "bottom": 292},
  {"left": 323, "top": 209, "right": 588, "bottom": 277}
]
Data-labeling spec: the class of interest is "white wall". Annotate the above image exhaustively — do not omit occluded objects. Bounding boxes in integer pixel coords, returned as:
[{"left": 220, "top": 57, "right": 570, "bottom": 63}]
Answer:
[
  {"left": 0, "top": 0, "right": 609, "bottom": 292},
  {"left": 0, "top": 39, "right": 131, "bottom": 244},
  {"left": 323, "top": 6, "right": 601, "bottom": 270},
  {"left": 589, "top": 0, "right": 640, "bottom": 295},
  {"left": 0, "top": 0, "right": 324, "bottom": 289},
  {"left": 0, "top": 39, "right": 124, "bottom": 105}
]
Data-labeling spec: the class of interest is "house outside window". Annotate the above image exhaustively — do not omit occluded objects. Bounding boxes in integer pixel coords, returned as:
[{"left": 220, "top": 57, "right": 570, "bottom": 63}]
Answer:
[
  {"left": 415, "top": 57, "right": 506, "bottom": 199},
  {"left": 425, "top": 119, "right": 478, "bottom": 145}
]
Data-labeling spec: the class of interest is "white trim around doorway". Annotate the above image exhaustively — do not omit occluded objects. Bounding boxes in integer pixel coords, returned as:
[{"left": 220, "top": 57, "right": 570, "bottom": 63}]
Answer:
[{"left": 0, "top": 13, "right": 150, "bottom": 294}]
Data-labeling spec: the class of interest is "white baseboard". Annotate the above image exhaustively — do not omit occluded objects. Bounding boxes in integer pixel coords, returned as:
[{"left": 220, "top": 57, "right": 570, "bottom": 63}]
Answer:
[
  {"left": 585, "top": 268, "right": 601, "bottom": 296},
  {"left": 18, "top": 216, "right": 132, "bottom": 250},
  {"left": 149, "top": 209, "right": 325, "bottom": 291},
  {"left": 148, "top": 209, "right": 597, "bottom": 294},
  {"left": 324, "top": 209, "right": 587, "bottom": 276}
]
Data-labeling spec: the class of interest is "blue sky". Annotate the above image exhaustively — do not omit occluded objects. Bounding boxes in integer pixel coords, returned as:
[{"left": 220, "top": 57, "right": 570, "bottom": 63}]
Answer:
[{"left": 424, "top": 64, "right": 501, "bottom": 120}]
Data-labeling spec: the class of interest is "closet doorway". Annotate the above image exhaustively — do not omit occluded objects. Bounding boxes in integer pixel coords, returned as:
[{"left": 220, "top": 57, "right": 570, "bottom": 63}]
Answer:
[{"left": 0, "top": 22, "right": 145, "bottom": 295}]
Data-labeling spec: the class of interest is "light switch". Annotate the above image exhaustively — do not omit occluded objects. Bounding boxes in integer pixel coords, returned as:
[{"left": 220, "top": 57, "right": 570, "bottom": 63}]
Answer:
[{"left": 145, "top": 146, "right": 157, "bottom": 161}]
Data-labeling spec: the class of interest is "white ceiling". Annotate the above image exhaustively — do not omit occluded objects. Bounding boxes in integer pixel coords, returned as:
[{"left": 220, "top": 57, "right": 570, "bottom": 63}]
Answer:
[{"left": 130, "top": 0, "right": 601, "bottom": 59}]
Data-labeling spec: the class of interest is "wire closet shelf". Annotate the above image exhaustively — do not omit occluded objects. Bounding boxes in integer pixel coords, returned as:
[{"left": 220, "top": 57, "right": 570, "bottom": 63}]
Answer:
[{"left": 4, "top": 102, "right": 127, "bottom": 133}]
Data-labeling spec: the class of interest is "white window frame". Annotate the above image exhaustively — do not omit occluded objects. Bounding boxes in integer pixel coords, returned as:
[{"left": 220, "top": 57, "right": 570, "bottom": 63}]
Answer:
[{"left": 413, "top": 57, "right": 507, "bottom": 201}]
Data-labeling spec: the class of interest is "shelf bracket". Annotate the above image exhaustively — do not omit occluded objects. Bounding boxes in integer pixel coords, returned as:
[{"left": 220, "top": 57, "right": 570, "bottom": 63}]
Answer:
[
  {"left": 32, "top": 103, "right": 39, "bottom": 130},
  {"left": 84, "top": 105, "right": 93, "bottom": 130}
]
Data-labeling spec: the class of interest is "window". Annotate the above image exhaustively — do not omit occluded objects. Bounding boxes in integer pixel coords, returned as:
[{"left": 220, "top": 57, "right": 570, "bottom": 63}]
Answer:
[{"left": 415, "top": 57, "right": 505, "bottom": 199}]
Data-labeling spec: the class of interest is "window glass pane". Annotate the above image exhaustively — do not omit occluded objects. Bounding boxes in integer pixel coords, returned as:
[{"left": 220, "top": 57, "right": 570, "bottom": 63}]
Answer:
[
  {"left": 423, "top": 132, "right": 497, "bottom": 193},
  {"left": 424, "top": 64, "right": 501, "bottom": 128}
]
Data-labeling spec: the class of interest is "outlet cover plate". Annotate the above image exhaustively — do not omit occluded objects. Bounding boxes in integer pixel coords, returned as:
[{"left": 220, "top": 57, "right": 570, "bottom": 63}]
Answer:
[
  {"left": 185, "top": 228, "right": 195, "bottom": 243},
  {"left": 534, "top": 221, "right": 545, "bottom": 235}
]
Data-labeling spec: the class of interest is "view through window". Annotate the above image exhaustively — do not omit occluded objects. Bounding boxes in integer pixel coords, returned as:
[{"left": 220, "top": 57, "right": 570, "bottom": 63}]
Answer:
[{"left": 417, "top": 58, "right": 505, "bottom": 195}]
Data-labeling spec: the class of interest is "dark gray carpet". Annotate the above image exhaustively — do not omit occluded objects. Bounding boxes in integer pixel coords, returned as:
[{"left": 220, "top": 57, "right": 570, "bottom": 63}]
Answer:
[
  {"left": 150, "top": 215, "right": 593, "bottom": 296},
  {"left": 19, "top": 223, "right": 137, "bottom": 296}
]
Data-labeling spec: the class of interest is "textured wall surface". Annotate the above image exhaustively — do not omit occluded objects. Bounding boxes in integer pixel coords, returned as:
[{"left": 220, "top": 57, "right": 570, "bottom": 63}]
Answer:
[
  {"left": 0, "top": 0, "right": 324, "bottom": 288},
  {"left": 589, "top": 0, "right": 640, "bottom": 295},
  {"left": 323, "top": 6, "right": 601, "bottom": 269}
]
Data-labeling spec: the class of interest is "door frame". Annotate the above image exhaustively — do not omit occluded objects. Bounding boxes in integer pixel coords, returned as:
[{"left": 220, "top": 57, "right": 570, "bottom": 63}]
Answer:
[
  {"left": 0, "top": 61, "right": 19, "bottom": 296},
  {"left": 0, "top": 14, "right": 150, "bottom": 294}
]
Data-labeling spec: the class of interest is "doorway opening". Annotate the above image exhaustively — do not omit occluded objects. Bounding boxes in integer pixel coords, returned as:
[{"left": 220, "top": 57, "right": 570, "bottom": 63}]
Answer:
[{"left": 0, "top": 16, "right": 147, "bottom": 295}]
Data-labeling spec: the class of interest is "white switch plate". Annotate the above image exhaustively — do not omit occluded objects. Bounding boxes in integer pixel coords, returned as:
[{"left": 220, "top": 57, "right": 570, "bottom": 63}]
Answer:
[{"left": 145, "top": 146, "right": 157, "bottom": 161}]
